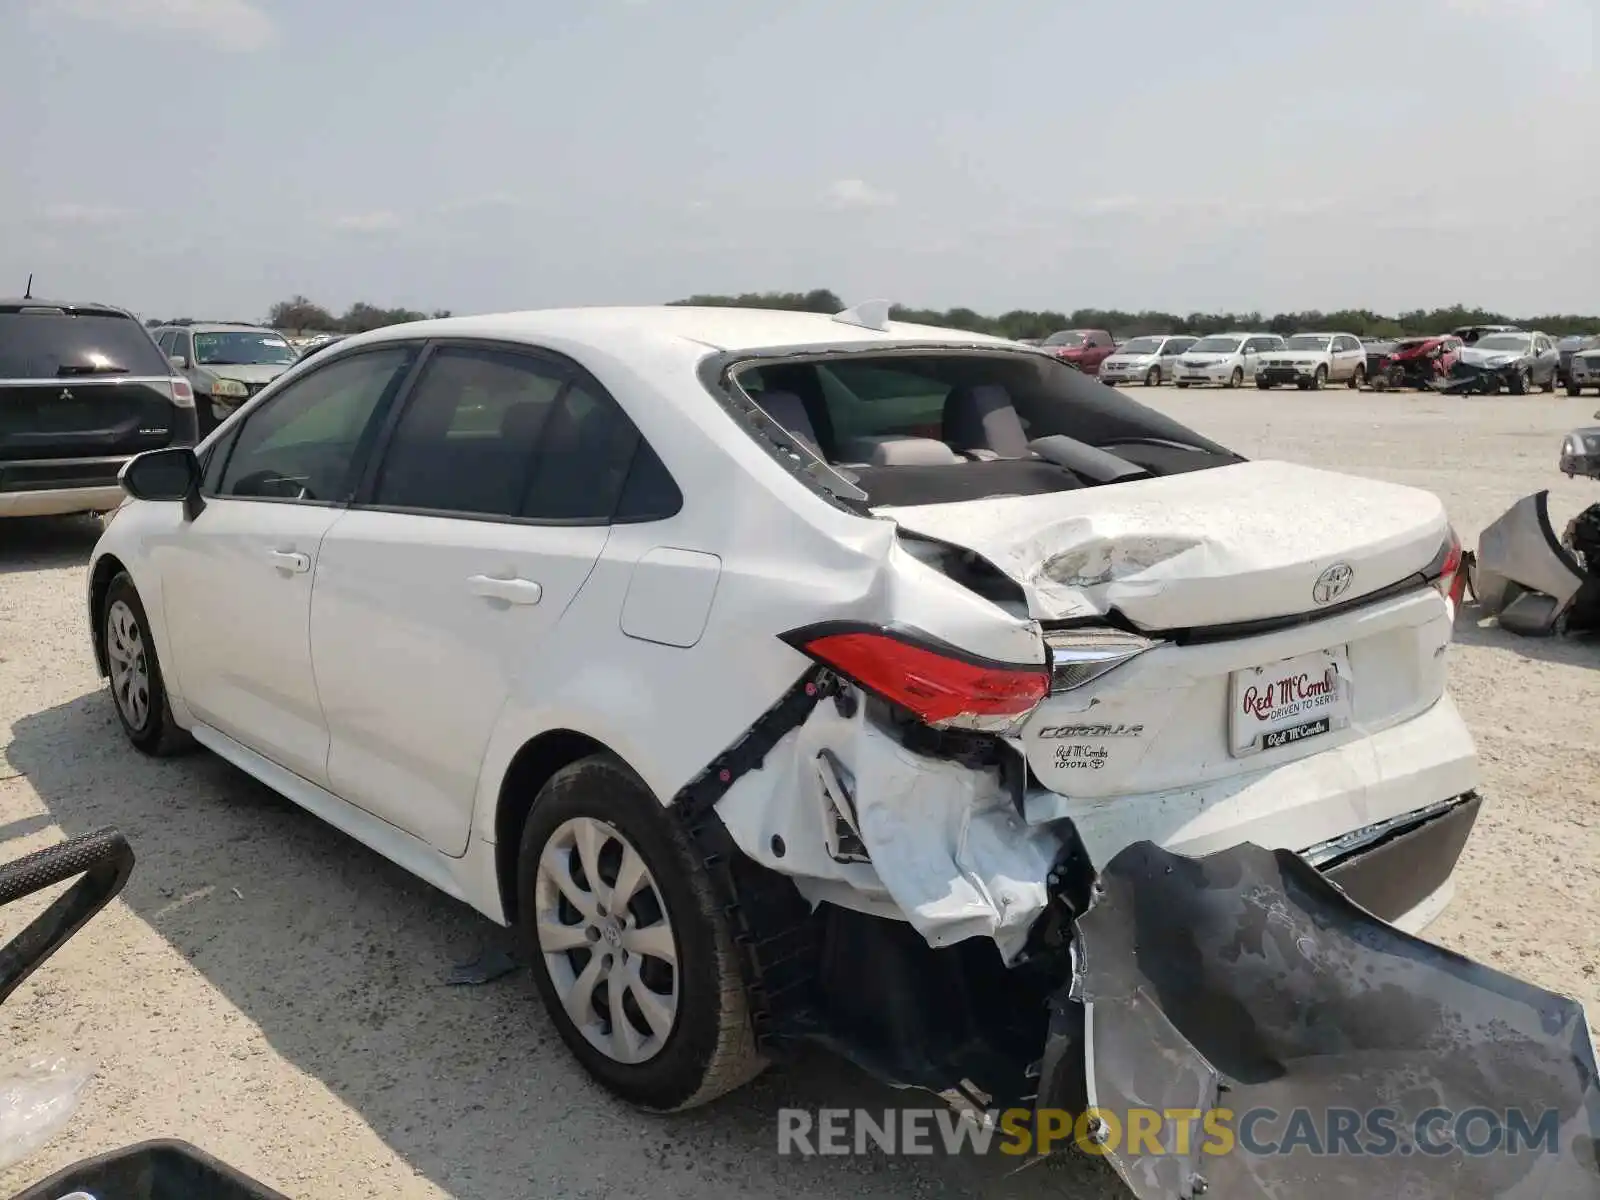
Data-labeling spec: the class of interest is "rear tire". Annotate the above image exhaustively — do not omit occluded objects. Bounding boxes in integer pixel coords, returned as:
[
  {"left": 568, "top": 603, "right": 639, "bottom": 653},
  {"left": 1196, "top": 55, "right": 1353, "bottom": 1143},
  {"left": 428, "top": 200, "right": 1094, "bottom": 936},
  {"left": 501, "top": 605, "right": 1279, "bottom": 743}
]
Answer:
[
  {"left": 1542, "top": 371, "right": 1557, "bottom": 394},
  {"left": 516, "top": 754, "right": 765, "bottom": 1112},
  {"left": 103, "top": 573, "right": 194, "bottom": 757},
  {"left": 1350, "top": 365, "right": 1366, "bottom": 389},
  {"left": 1227, "top": 367, "right": 1243, "bottom": 389}
]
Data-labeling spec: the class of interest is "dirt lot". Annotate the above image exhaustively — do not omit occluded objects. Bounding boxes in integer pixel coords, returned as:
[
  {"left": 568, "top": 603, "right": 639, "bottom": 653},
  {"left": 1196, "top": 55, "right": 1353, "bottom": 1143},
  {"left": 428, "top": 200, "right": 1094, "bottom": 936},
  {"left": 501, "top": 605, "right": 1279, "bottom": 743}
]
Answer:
[{"left": 1, "top": 387, "right": 1597, "bottom": 1199}]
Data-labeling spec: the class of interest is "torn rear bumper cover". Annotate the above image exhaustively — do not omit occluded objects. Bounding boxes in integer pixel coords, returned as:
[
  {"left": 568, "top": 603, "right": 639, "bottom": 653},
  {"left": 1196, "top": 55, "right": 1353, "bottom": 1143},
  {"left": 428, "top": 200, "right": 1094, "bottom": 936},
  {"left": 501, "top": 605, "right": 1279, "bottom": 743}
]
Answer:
[{"left": 1040, "top": 837, "right": 1600, "bottom": 1198}]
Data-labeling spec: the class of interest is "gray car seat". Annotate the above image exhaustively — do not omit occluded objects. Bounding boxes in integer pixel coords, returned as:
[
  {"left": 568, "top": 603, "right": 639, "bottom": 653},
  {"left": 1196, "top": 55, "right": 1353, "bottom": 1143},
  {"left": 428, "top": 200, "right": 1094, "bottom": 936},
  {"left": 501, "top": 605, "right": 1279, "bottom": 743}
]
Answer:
[{"left": 756, "top": 390, "right": 823, "bottom": 456}]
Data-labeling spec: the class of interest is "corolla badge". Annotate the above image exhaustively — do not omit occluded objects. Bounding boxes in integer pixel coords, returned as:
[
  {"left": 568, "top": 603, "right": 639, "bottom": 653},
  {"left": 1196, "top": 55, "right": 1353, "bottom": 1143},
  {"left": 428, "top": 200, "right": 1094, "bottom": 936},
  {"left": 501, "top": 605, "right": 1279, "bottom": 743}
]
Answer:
[{"left": 1312, "top": 562, "right": 1354, "bottom": 605}]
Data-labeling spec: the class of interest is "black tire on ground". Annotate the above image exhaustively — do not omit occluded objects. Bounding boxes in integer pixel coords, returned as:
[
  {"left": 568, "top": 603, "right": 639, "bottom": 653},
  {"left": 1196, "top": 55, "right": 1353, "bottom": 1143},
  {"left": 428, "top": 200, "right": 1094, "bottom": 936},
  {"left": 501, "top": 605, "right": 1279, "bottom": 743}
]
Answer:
[
  {"left": 1372, "top": 374, "right": 1389, "bottom": 393},
  {"left": 1175, "top": 382, "right": 1189, "bottom": 389},
  {"left": 1296, "top": 379, "right": 1311, "bottom": 391},
  {"left": 1257, "top": 380, "right": 1273, "bottom": 390},
  {"left": 1312, "top": 366, "right": 1327, "bottom": 390},
  {"left": 516, "top": 754, "right": 765, "bottom": 1112},
  {"left": 102, "top": 572, "right": 195, "bottom": 756},
  {"left": 1144, "top": 366, "right": 1160, "bottom": 386},
  {"left": 1569, "top": 384, "right": 1584, "bottom": 397},
  {"left": 1227, "top": 367, "right": 1243, "bottom": 389},
  {"left": 1543, "top": 372, "right": 1558, "bottom": 394},
  {"left": 1349, "top": 365, "right": 1366, "bottom": 389},
  {"left": 1510, "top": 367, "right": 1530, "bottom": 395}
]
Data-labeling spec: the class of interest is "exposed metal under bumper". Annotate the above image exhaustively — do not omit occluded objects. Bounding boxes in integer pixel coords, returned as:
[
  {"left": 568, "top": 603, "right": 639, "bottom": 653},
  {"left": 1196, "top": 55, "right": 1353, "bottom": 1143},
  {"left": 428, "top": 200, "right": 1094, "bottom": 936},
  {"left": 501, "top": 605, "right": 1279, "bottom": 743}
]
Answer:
[{"left": 1045, "top": 839, "right": 1600, "bottom": 1199}]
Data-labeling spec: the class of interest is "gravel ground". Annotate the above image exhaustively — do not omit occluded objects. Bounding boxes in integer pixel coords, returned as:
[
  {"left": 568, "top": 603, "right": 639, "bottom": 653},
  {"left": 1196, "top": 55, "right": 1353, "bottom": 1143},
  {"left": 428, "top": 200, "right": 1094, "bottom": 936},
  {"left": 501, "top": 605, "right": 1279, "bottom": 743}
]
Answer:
[{"left": 1, "top": 386, "right": 1597, "bottom": 1199}]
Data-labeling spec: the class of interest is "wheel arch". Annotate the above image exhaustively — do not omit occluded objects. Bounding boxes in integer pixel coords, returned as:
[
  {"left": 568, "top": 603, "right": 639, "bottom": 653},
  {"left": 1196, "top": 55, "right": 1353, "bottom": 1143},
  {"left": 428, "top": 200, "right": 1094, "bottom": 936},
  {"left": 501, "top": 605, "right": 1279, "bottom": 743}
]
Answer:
[
  {"left": 493, "top": 728, "right": 638, "bottom": 925},
  {"left": 88, "top": 552, "right": 129, "bottom": 678}
]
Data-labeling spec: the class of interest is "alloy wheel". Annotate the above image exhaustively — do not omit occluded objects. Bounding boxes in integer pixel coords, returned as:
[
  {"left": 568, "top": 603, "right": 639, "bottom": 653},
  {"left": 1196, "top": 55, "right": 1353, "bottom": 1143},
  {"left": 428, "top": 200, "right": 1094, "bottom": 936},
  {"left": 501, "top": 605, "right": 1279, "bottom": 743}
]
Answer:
[
  {"left": 106, "top": 599, "right": 150, "bottom": 731},
  {"left": 534, "top": 816, "right": 680, "bottom": 1065}
]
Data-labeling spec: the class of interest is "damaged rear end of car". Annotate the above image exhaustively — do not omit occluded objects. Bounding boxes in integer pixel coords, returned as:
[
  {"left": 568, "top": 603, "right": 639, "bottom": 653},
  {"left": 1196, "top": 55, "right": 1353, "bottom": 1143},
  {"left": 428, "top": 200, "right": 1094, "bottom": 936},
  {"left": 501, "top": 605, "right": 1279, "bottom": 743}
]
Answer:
[{"left": 675, "top": 339, "right": 1599, "bottom": 1196}]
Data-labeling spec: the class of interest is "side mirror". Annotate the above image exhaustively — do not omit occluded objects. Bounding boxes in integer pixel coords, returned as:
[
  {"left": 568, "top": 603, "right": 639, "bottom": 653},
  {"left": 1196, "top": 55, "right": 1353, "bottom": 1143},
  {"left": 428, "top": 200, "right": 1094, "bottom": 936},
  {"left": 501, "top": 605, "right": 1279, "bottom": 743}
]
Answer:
[
  {"left": 119, "top": 447, "right": 205, "bottom": 519},
  {"left": 169, "top": 354, "right": 189, "bottom": 370}
]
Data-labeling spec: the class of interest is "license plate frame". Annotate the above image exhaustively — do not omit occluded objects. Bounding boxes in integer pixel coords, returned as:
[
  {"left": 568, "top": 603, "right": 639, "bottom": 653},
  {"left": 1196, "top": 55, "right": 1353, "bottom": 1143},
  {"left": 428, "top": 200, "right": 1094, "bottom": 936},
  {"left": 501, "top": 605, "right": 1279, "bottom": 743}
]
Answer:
[{"left": 1229, "top": 646, "right": 1352, "bottom": 758}]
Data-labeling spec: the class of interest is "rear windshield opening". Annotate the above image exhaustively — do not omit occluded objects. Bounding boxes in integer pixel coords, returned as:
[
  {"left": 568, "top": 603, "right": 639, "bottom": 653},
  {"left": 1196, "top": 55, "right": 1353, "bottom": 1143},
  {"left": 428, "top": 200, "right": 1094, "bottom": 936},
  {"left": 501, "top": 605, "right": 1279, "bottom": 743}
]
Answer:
[
  {"left": 0, "top": 308, "right": 171, "bottom": 379},
  {"left": 728, "top": 351, "right": 1243, "bottom": 509}
]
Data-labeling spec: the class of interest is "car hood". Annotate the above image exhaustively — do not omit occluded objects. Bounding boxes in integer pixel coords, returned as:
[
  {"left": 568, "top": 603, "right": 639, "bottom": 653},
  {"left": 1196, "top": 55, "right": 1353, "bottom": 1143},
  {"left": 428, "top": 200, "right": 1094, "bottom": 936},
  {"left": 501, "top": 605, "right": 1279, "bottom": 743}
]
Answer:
[
  {"left": 1104, "top": 353, "right": 1156, "bottom": 365},
  {"left": 1265, "top": 351, "right": 1326, "bottom": 363},
  {"left": 876, "top": 459, "right": 1448, "bottom": 628},
  {"left": 1180, "top": 354, "right": 1232, "bottom": 365},
  {"left": 199, "top": 363, "right": 293, "bottom": 384},
  {"left": 1458, "top": 346, "right": 1529, "bottom": 367}
]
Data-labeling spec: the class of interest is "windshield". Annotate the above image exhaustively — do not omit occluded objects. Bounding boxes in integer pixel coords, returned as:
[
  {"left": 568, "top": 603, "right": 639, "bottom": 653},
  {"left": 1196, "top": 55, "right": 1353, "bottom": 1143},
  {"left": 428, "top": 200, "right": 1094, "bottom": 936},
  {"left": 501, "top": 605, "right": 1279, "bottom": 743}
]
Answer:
[
  {"left": 1042, "top": 331, "right": 1086, "bottom": 347},
  {"left": 726, "top": 350, "right": 1242, "bottom": 509},
  {"left": 0, "top": 308, "right": 171, "bottom": 378},
  {"left": 1474, "top": 334, "right": 1530, "bottom": 352},
  {"left": 192, "top": 330, "right": 297, "bottom": 367},
  {"left": 1189, "top": 336, "right": 1242, "bottom": 354},
  {"left": 1286, "top": 335, "right": 1332, "bottom": 351},
  {"left": 1558, "top": 336, "right": 1594, "bottom": 350},
  {"left": 1119, "top": 337, "right": 1165, "bottom": 354}
]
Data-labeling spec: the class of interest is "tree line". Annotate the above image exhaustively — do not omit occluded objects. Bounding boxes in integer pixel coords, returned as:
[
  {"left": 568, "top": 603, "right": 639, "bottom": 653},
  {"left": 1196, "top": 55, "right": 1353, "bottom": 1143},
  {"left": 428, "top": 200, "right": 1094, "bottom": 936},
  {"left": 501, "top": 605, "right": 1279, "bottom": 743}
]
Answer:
[{"left": 177, "top": 291, "right": 1599, "bottom": 340}]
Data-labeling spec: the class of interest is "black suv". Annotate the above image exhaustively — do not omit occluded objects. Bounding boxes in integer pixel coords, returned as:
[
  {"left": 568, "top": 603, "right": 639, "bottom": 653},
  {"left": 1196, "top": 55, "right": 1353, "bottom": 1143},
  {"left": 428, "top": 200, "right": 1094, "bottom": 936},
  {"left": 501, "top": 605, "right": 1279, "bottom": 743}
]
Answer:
[{"left": 0, "top": 300, "right": 197, "bottom": 518}]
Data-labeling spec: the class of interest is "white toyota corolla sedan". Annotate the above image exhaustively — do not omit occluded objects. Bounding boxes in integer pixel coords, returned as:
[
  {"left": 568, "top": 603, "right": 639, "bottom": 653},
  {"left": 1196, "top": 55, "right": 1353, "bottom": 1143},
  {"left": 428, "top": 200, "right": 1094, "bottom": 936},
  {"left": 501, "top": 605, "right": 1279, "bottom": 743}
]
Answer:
[{"left": 86, "top": 303, "right": 1481, "bottom": 1116}]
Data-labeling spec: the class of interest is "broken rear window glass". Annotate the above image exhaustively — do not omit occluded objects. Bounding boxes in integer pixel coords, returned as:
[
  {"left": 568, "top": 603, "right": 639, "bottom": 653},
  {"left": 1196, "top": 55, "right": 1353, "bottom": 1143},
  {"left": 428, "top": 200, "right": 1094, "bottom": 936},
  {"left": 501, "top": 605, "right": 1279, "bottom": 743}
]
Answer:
[{"left": 724, "top": 350, "right": 1244, "bottom": 509}]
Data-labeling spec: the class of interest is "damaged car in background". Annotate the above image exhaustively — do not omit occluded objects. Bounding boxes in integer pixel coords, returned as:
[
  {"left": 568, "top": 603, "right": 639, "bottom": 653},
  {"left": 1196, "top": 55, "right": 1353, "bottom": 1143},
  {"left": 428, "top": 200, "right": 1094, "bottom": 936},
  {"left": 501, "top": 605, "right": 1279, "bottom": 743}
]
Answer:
[
  {"left": 1366, "top": 334, "right": 1463, "bottom": 392},
  {"left": 1467, "top": 422, "right": 1600, "bottom": 637},
  {"left": 86, "top": 304, "right": 1600, "bottom": 1197},
  {"left": 1442, "top": 330, "right": 1562, "bottom": 395}
]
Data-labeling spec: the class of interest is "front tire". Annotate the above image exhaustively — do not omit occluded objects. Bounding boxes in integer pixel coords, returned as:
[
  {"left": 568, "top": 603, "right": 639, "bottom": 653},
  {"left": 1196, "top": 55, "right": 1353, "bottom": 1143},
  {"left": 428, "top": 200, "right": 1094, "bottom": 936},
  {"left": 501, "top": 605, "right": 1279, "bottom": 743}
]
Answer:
[
  {"left": 103, "top": 573, "right": 193, "bottom": 756},
  {"left": 1144, "top": 366, "right": 1161, "bottom": 387},
  {"left": 1311, "top": 365, "right": 1327, "bottom": 390},
  {"left": 1510, "top": 367, "right": 1530, "bottom": 395},
  {"left": 1569, "top": 383, "right": 1584, "bottom": 397},
  {"left": 1227, "top": 367, "right": 1243, "bottom": 389},
  {"left": 517, "top": 755, "right": 764, "bottom": 1112}
]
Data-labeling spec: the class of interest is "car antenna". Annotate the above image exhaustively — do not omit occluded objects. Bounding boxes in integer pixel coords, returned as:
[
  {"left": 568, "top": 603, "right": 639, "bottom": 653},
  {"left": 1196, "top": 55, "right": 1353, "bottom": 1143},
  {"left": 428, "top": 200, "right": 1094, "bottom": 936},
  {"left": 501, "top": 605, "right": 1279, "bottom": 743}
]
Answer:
[
  {"left": 23, "top": 273, "right": 33, "bottom": 300},
  {"left": 832, "top": 299, "right": 893, "bottom": 333}
]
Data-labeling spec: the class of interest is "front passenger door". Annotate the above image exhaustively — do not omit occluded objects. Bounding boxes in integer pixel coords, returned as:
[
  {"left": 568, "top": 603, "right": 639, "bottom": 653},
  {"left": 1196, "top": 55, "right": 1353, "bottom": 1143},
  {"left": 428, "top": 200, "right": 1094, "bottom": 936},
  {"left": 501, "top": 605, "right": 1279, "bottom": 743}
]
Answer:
[{"left": 159, "top": 346, "right": 418, "bottom": 784}]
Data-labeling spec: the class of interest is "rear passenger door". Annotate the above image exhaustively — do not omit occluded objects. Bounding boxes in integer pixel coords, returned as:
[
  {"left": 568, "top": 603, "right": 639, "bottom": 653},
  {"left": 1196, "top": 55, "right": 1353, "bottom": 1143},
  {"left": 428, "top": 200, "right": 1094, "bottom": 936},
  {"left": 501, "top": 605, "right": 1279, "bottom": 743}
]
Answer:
[{"left": 308, "top": 341, "right": 647, "bottom": 854}]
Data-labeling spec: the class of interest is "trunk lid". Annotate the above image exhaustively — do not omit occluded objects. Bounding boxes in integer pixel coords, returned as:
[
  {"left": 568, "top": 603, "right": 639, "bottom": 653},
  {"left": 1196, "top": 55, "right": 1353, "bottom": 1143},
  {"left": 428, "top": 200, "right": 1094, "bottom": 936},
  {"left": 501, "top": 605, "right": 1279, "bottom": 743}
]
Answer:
[
  {"left": 876, "top": 459, "right": 1448, "bottom": 628},
  {"left": 0, "top": 378, "right": 182, "bottom": 460}
]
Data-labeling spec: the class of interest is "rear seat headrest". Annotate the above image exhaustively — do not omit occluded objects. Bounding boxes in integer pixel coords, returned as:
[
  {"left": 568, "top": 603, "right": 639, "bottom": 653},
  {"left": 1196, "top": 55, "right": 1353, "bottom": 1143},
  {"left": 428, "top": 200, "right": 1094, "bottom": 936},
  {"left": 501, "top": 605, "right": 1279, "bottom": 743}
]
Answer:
[
  {"left": 942, "top": 384, "right": 1030, "bottom": 459},
  {"left": 869, "top": 437, "right": 963, "bottom": 466}
]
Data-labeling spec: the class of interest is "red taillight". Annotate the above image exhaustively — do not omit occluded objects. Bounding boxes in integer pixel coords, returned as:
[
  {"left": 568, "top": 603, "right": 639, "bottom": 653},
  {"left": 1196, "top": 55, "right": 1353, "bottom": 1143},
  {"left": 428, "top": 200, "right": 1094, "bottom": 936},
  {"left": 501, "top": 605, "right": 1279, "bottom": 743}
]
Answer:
[
  {"left": 169, "top": 377, "right": 195, "bottom": 409},
  {"left": 784, "top": 625, "right": 1050, "bottom": 728}
]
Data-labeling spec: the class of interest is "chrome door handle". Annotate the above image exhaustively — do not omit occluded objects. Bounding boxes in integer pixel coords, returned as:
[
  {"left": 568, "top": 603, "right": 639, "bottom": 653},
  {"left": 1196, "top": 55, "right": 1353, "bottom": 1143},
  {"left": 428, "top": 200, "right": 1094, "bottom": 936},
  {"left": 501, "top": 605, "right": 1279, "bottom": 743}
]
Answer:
[
  {"left": 268, "top": 550, "right": 311, "bottom": 574},
  {"left": 467, "top": 574, "right": 543, "bottom": 605}
]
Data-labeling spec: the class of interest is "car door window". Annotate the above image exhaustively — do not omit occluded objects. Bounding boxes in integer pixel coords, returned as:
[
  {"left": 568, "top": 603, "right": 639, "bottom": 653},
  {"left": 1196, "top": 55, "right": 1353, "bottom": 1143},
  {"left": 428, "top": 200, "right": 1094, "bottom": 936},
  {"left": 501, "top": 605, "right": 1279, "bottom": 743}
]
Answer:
[
  {"left": 520, "top": 378, "right": 651, "bottom": 521},
  {"left": 217, "top": 347, "right": 414, "bottom": 503},
  {"left": 370, "top": 345, "right": 569, "bottom": 517},
  {"left": 156, "top": 331, "right": 175, "bottom": 356}
]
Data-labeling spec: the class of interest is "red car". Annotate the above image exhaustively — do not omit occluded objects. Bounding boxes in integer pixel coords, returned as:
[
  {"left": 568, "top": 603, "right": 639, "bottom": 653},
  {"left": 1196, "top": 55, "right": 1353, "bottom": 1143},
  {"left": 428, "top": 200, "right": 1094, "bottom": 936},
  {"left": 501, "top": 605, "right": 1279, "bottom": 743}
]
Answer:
[
  {"left": 1369, "top": 335, "right": 1463, "bottom": 391},
  {"left": 1040, "top": 328, "right": 1116, "bottom": 374}
]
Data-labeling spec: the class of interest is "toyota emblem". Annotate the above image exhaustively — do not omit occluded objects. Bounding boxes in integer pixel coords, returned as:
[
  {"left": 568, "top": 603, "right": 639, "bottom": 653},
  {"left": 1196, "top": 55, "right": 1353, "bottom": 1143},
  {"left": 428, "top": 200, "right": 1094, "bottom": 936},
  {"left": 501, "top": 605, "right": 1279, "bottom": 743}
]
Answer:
[{"left": 1312, "top": 562, "right": 1354, "bottom": 605}]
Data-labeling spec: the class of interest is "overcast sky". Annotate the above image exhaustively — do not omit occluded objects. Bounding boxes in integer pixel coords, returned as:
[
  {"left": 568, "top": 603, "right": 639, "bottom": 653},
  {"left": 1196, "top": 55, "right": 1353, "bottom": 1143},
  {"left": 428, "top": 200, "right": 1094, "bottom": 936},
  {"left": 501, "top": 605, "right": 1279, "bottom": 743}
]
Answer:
[{"left": 4, "top": 0, "right": 1595, "bottom": 322}]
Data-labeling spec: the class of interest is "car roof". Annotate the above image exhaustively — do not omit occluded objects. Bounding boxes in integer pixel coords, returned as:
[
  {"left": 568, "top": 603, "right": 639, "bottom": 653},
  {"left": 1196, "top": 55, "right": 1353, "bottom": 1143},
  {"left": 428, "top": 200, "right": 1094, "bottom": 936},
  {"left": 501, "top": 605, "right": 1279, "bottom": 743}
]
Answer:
[
  {"left": 159, "top": 322, "right": 279, "bottom": 333},
  {"left": 338, "top": 305, "right": 1022, "bottom": 359},
  {"left": 0, "top": 298, "right": 138, "bottom": 318}
]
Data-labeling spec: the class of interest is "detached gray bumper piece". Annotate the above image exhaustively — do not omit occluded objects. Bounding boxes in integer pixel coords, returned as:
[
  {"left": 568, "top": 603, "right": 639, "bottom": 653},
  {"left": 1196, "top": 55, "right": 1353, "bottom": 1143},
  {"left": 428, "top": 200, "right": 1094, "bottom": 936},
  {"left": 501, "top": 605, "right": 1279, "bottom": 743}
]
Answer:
[
  {"left": 1472, "top": 490, "right": 1590, "bottom": 634},
  {"left": 1058, "top": 840, "right": 1600, "bottom": 1199}
]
